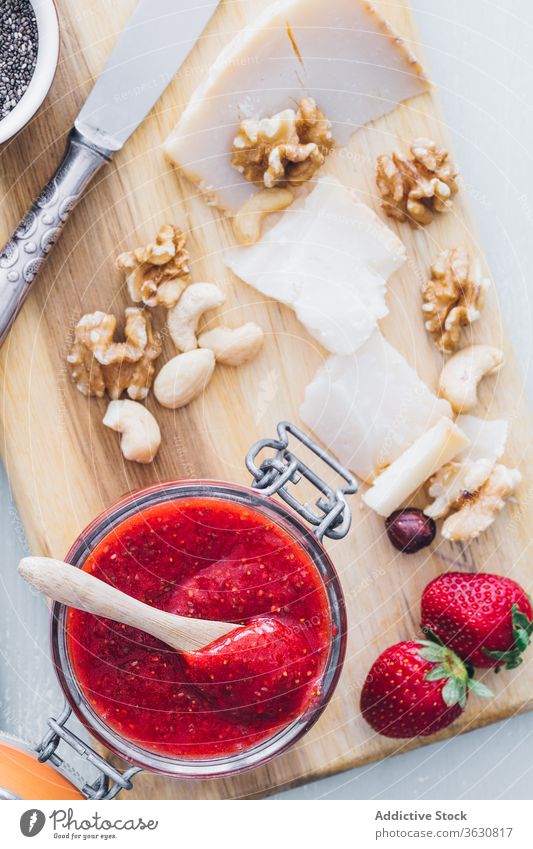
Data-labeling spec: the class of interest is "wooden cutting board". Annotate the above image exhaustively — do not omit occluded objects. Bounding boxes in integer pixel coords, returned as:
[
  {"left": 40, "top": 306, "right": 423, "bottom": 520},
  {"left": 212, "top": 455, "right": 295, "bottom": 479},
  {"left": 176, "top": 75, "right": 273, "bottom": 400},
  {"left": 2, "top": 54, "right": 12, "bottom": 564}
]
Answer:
[{"left": 1, "top": 0, "right": 533, "bottom": 800}]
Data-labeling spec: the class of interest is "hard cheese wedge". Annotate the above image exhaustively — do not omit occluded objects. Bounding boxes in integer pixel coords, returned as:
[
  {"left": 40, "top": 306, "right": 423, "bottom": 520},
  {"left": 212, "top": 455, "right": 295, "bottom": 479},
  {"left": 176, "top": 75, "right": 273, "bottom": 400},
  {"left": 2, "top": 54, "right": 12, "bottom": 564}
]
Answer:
[
  {"left": 165, "top": 0, "right": 429, "bottom": 212},
  {"left": 226, "top": 178, "right": 406, "bottom": 355},
  {"left": 363, "top": 418, "right": 470, "bottom": 517},
  {"left": 299, "top": 329, "right": 452, "bottom": 482}
]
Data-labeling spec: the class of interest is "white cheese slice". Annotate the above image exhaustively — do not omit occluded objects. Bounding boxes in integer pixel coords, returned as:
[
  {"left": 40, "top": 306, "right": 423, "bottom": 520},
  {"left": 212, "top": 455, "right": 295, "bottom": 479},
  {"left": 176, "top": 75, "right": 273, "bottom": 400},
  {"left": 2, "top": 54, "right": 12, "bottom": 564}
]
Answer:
[
  {"left": 455, "top": 415, "right": 508, "bottom": 464},
  {"left": 299, "top": 329, "right": 452, "bottom": 482},
  {"left": 225, "top": 178, "right": 406, "bottom": 354},
  {"left": 164, "top": 0, "right": 429, "bottom": 212},
  {"left": 363, "top": 418, "right": 470, "bottom": 517}
]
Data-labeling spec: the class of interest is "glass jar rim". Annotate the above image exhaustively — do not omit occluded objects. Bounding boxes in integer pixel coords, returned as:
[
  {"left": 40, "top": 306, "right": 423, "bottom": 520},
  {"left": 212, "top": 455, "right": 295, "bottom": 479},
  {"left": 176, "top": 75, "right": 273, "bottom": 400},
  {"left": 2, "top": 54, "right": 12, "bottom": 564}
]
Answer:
[{"left": 51, "top": 479, "right": 347, "bottom": 779}]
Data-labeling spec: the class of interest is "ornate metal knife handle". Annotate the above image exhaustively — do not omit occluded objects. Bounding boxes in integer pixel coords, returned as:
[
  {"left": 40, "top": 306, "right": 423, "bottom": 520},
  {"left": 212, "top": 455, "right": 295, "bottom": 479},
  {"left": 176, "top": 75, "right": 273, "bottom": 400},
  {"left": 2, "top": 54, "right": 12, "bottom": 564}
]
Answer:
[
  {"left": 0, "top": 127, "right": 112, "bottom": 346},
  {"left": 246, "top": 421, "right": 358, "bottom": 541}
]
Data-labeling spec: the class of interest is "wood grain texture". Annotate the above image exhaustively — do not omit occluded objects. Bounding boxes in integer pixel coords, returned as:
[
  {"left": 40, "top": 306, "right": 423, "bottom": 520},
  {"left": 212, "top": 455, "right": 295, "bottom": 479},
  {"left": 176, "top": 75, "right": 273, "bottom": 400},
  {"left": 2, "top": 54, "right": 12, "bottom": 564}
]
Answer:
[{"left": 1, "top": 0, "right": 533, "bottom": 800}]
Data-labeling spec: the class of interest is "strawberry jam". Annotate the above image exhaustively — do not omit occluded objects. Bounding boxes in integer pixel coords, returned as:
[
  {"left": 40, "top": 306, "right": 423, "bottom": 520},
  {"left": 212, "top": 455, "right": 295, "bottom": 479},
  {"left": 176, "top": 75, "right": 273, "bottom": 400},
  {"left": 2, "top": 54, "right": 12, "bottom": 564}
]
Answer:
[{"left": 66, "top": 496, "right": 331, "bottom": 759}]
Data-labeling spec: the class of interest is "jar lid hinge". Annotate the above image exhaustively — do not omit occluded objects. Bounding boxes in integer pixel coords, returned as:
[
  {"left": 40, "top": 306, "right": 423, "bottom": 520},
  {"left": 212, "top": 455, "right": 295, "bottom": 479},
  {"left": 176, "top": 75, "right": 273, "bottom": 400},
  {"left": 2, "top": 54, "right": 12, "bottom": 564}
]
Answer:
[
  {"left": 36, "top": 702, "right": 142, "bottom": 800},
  {"left": 246, "top": 421, "right": 358, "bottom": 541}
]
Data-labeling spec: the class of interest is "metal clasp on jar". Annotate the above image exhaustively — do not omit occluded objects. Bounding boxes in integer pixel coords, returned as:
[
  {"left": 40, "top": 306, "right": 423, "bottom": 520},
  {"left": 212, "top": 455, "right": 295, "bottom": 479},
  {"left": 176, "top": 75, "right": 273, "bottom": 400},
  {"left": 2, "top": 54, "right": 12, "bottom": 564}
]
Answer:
[
  {"left": 246, "top": 421, "right": 358, "bottom": 541},
  {"left": 36, "top": 702, "right": 141, "bottom": 800}
]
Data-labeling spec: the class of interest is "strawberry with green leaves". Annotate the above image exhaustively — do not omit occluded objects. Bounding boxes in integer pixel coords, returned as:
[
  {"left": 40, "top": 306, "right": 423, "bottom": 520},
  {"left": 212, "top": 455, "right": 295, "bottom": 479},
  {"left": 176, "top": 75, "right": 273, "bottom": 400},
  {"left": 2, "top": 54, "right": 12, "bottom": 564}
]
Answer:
[
  {"left": 360, "top": 639, "right": 491, "bottom": 738},
  {"left": 421, "top": 572, "right": 533, "bottom": 670}
]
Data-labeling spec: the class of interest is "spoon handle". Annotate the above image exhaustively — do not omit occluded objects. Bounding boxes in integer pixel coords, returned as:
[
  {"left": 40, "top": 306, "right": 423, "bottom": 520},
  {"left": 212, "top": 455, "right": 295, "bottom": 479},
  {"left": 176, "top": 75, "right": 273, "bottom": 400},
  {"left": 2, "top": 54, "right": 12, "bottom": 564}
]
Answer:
[{"left": 18, "top": 556, "right": 237, "bottom": 652}]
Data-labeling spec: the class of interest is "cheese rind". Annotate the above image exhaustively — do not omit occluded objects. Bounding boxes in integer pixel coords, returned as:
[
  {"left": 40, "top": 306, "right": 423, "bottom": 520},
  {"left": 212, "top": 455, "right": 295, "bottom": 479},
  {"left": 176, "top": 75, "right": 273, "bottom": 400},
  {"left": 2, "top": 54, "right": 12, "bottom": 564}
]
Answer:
[
  {"left": 226, "top": 178, "right": 406, "bottom": 355},
  {"left": 165, "top": 0, "right": 428, "bottom": 212}
]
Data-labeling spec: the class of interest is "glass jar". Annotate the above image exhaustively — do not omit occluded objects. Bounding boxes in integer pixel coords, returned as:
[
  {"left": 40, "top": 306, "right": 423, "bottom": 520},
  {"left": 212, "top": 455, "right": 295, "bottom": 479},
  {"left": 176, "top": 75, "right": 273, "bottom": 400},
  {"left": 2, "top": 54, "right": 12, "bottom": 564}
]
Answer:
[{"left": 42, "top": 423, "right": 358, "bottom": 794}]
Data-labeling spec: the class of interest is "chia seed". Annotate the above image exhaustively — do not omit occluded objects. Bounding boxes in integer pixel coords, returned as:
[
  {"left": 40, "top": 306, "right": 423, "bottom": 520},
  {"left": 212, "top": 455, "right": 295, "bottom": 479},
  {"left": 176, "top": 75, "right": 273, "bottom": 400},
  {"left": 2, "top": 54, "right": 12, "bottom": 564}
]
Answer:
[{"left": 0, "top": 0, "right": 39, "bottom": 121}]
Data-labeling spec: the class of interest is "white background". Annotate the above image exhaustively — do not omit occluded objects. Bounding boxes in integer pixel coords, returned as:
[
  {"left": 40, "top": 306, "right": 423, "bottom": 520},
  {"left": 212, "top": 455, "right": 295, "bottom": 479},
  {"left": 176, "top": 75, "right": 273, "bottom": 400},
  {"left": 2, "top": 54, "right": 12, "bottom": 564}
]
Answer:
[
  {"left": 2, "top": 0, "right": 533, "bottom": 800},
  {"left": 2, "top": 800, "right": 531, "bottom": 848}
]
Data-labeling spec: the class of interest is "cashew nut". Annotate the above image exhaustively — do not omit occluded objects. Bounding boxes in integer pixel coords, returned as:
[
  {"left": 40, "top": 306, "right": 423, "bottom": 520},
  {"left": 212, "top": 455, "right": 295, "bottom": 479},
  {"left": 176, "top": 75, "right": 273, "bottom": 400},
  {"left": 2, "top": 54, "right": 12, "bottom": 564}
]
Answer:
[
  {"left": 154, "top": 348, "right": 215, "bottom": 409},
  {"left": 439, "top": 345, "right": 504, "bottom": 413},
  {"left": 198, "top": 322, "right": 264, "bottom": 366},
  {"left": 233, "top": 188, "right": 294, "bottom": 246},
  {"left": 166, "top": 283, "right": 226, "bottom": 353},
  {"left": 103, "top": 400, "right": 161, "bottom": 464}
]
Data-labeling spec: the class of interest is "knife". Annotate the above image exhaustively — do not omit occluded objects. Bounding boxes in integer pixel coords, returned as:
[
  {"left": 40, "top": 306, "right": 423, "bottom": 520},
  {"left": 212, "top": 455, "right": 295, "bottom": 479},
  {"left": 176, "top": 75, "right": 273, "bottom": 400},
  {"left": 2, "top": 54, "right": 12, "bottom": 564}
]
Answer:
[{"left": 0, "top": 0, "right": 220, "bottom": 347}]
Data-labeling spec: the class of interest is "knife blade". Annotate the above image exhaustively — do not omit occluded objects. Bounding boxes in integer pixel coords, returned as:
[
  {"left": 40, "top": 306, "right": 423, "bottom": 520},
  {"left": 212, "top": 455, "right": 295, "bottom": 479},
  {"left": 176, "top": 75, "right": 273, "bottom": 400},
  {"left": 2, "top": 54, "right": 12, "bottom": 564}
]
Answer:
[
  {"left": 76, "top": 0, "right": 221, "bottom": 151},
  {"left": 0, "top": 0, "right": 220, "bottom": 346}
]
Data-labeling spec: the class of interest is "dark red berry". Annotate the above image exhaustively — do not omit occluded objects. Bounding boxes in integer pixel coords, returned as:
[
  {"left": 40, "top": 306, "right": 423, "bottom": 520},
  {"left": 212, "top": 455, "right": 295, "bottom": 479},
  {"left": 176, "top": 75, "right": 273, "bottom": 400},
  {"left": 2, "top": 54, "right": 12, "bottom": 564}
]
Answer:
[{"left": 385, "top": 509, "right": 436, "bottom": 554}]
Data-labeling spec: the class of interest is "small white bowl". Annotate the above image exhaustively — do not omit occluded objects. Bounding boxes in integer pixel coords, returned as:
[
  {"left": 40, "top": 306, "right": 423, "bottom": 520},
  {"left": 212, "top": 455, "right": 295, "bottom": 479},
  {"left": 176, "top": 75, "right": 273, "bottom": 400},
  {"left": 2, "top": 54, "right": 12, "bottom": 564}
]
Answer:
[{"left": 0, "top": 0, "right": 60, "bottom": 144}]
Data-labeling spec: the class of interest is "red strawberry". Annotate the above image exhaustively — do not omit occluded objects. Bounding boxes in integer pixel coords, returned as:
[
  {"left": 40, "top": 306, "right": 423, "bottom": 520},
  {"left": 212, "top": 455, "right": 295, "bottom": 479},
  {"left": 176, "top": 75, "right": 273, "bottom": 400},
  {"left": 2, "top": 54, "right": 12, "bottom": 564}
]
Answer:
[
  {"left": 360, "top": 640, "right": 490, "bottom": 738},
  {"left": 421, "top": 572, "right": 533, "bottom": 670}
]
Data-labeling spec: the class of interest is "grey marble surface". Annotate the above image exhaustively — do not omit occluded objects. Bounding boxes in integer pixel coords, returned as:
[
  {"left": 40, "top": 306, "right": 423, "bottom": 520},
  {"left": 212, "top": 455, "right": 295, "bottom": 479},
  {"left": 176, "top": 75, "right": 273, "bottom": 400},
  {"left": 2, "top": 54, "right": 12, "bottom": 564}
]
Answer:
[{"left": 1, "top": 0, "right": 533, "bottom": 800}]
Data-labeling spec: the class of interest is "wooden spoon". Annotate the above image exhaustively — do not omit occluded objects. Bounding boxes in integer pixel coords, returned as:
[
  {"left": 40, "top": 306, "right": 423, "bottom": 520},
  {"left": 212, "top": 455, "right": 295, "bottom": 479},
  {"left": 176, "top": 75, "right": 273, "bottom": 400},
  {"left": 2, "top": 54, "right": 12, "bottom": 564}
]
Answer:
[{"left": 18, "top": 556, "right": 239, "bottom": 652}]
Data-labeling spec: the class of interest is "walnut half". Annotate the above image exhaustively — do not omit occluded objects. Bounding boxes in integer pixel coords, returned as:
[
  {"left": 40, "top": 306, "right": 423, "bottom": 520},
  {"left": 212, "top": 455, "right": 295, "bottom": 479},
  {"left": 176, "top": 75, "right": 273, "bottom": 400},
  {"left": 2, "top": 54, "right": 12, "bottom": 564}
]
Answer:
[
  {"left": 231, "top": 97, "right": 334, "bottom": 189},
  {"left": 439, "top": 464, "right": 521, "bottom": 542},
  {"left": 422, "top": 248, "right": 490, "bottom": 353},
  {"left": 424, "top": 458, "right": 494, "bottom": 520},
  {"left": 376, "top": 137, "right": 458, "bottom": 226},
  {"left": 67, "top": 308, "right": 162, "bottom": 401},
  {"left": 116, "top": 224, "right": 190, "bottom": 308}
]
